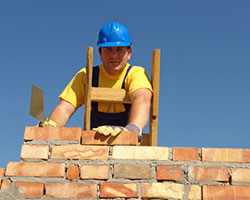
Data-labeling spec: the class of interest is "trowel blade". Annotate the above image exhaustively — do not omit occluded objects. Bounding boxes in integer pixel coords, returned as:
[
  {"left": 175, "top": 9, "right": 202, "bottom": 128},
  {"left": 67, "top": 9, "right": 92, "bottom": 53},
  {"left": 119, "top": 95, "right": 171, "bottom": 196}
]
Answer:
[{"left": 29, "top": 85, "right": 44, "bottom": 122}]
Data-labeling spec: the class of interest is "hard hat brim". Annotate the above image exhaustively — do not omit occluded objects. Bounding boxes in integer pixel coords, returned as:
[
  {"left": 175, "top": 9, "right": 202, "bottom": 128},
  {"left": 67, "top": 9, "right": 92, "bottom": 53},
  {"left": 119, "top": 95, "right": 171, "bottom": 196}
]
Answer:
[{"left": 98, "top": 41, "right": 132, "bottom": 47}]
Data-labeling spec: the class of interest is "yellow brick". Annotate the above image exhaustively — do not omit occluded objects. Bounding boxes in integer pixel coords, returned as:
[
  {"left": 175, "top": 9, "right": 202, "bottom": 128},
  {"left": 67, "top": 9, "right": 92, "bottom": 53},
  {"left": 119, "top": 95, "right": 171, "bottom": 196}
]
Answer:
[
  {"left": 0, "top": 168, "right": 4, "bottom": 180},
  {"left": 232, "top": 168, "right": 250, "bottom": 182},
  {"left": 188, "top": 185, "right": 201, "bottom": 200},
  {"left": 81, "top": 165, "right": 109, "bottom": 180},
  {"left": 142, "top": 183, "right": 184, "bottom": 199},
  {"left": 21, "top": 145, "right": 49, "bottom": 159},
  {"left": 51, "top": 145, "right": 109, "bottom": 160},
  {"left": 0, "top": 180, "right": 11, "bottom": 190},
  {"left": 112, "top": 146, "right": 169, "bottom": 160}
]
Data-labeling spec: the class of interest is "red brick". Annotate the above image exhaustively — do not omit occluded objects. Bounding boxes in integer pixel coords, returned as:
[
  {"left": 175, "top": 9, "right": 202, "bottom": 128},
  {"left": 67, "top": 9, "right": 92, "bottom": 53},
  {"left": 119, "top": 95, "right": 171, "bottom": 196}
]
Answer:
[
  {"left": 203, "top": 185, "right": 250, "bottom": 199},
  {"left": 15, "top": 182, "right": 44, "bottom": 198},
  {"left": 21, "top": 144, "right": 49, "bottom": 159},
  {"left": 173, "top": 147, "right": 199, "bottom": 161},
  {"left": 67, "top": 164, "right": 79, "bottom": 180},
  {"left": 194, "top": 166, "right": 229, "bottom": 182},
  {"left": 232, "top": 168, "right": 250, "bottom": 183},
  {"left": 82, "top": 130, "right": 138, "bottom": 145},
  {"left": 157, "top": 165, "right": 183, "bottom": 181},
  {"left": 0, "top": 180, "right": 11, "bottom": 190},
  {"left": 51, "top": 145, "right": 109, "bottom": 160},
  {"left": 100, "top": 182, "right": 137, "bottom": 198},
  {"left": 24, "top": 126, "right": 81, "bottom": 141},
  {"left": 202, "top": 148, "right": 250, "bottom": 162},
  {"left": 5, "top": 162, "right": 65, "bottom": 177},
  {"left": 0, "top": 168, "right": 4, "bottom": 181},
  {"left": 114, "top": 164, "right": 151, "bottom": 179},
  {"left": 45, "top": 183, "right": 97, "bottom": 199},
  {"left": 81, "top": 164, "right": 109, "bottom": 180}
]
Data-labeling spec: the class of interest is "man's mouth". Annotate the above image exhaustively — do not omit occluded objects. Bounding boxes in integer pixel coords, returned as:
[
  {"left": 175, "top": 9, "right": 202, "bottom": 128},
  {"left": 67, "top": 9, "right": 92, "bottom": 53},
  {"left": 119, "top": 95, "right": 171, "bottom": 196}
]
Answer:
[{"left": 109, "top": 60, "right": 120, "bottom": 65}]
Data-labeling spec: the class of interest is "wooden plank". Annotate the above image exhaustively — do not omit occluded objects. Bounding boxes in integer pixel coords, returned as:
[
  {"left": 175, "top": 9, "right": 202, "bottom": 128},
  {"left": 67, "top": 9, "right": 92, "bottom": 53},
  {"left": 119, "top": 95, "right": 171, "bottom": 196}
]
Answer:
[
  {"left": 84, "top": 47, "right": 93, "bottom": 130},
  {"left": 140, "top": 133, "right": 149, "bottom": 146},
  {"left": 149, "top": 49, "right": 160, "bottom": 146},
  {"left": 91, "top": 87, "right": 131, "bottom": 103}
]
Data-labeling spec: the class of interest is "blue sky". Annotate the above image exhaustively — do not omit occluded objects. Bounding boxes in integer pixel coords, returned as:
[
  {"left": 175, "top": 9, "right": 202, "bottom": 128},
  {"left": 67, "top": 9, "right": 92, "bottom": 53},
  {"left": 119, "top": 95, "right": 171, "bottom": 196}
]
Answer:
[{"left": 0, "top": 1, "right": 250, "bottom": 168}]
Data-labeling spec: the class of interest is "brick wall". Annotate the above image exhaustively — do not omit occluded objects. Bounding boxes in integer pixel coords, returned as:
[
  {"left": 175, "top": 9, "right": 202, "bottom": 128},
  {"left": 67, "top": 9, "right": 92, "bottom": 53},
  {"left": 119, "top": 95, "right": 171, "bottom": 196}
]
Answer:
[{"left": 1, "top": 127, "right": 250, "bottom": 199}]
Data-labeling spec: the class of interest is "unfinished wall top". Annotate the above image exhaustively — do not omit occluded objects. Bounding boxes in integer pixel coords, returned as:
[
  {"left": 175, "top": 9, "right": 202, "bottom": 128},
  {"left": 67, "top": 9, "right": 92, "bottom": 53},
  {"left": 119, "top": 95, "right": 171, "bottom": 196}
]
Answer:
[{"left": 1, "top": 127, "right": 250, "bottom": 199}]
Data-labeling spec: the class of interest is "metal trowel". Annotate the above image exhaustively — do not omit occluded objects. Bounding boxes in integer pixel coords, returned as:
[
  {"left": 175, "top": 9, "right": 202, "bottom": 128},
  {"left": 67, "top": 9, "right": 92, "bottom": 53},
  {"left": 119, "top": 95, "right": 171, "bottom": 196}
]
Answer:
[{"left": 29, "top": 85, "right": 44, "bottom": 122}]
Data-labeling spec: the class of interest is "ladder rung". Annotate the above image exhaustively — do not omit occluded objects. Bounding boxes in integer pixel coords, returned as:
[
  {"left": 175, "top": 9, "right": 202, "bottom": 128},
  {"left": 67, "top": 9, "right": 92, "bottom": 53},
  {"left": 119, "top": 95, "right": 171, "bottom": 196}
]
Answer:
[{"left": 91, "top": 87, "right": 132, "bottom": 103}]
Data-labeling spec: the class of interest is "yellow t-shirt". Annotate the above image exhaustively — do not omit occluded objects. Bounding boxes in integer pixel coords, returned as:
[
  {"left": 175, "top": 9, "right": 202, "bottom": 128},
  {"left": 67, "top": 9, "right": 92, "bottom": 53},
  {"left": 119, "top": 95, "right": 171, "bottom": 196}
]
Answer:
[{"left": 59, "top": 63, "right": 152, "bottom": 113}]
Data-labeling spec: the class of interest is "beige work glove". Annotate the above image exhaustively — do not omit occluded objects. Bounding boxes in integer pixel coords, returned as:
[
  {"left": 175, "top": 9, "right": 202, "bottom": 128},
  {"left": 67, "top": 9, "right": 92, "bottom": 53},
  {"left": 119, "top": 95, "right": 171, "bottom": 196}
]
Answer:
[
  {"left": 125, "top": 124, "right": 143, "bottom": 143},
  {"left": 93, "top": 126, "right": 127, "bottom": 136},
  {"left": 93, "top": 124, "right": 142, "bottom": 142},
  {"left": 38, "top": 117, "right": 57, "bottom": 127}
]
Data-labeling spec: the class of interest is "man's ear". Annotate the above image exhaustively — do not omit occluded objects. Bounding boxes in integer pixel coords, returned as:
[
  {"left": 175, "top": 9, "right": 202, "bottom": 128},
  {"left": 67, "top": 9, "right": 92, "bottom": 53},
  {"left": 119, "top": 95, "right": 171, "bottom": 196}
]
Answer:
[{"left": 128, "top": 48, "right": 132, "bottom": 60}]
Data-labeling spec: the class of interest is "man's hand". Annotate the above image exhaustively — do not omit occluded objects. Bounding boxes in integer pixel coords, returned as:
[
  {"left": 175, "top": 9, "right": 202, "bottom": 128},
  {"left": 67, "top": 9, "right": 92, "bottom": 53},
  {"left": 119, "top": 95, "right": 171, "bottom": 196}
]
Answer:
[
  {"left": 125, "top": 124, "right": 143, "bottom": 142},
  {"left": 38, "top": 118, "right": 57, "bottom": 127},
  {"left": 93, "top": 124, "right": 143, "bottom": 142},
  {"left": 93, "top": 126, "right": 126, "bottom": 136}
]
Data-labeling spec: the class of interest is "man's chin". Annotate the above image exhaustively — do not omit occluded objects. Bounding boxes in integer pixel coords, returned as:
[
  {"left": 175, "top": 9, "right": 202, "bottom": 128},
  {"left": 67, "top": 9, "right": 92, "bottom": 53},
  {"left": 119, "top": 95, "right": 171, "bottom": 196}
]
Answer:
[{"left": 108, "top": 62, "right": 120, "bottom": 67}]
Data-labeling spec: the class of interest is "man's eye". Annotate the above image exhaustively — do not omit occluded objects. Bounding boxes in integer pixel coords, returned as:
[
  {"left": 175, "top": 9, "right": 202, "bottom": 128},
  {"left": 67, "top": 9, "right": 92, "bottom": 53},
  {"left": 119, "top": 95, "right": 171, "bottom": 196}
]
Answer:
[{"left": 105, "top": 49, "right": 112, "bottom": 52}]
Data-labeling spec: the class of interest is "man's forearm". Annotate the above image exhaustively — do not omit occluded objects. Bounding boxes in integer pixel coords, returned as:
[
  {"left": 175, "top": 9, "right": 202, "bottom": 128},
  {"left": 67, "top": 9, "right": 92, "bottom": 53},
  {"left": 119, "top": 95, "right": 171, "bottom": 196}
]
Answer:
[
  {"left": 128, "top": 89, "right": 152, "bottom": 130},
  {"left": 49, "top": 100, "right": 76, "bottom": 127}
]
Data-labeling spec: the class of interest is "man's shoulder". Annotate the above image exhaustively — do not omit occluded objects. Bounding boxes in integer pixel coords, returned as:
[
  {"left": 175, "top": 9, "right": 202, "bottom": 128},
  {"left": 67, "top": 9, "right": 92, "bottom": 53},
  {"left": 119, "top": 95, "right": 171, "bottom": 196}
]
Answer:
[
  {"left": 130, "top": 65, "right": 144, "bottom": 69},
  {"left": 77, "top": 67, "right": 87, "bottom": 73},
  {"left": 73, "top": 67, "right": 87, "bottom": 77},
  {"left": 129, "top": 65, "right": 147, "bottom": 74}
]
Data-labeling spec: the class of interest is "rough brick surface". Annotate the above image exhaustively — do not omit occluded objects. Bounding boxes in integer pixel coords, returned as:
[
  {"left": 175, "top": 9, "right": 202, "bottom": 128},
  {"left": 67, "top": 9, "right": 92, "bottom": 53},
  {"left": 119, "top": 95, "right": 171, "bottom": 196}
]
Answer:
[
  {"left": 5, "top": 126, "right": 250, "bottom": 200},
  {"left": 203, "top": 185, "right": 250, "bottom": 199},
  {"left": 114, "top": 164, "right": 151, "bottom": 179},
  {"left": 51, "top": 145, "right": 109, "bottom": 160},
  {"left": 24, "top": 126, "right": 81, "bottom": 141},
  {"left": 45, "top": 183, "right": 97, "bottom": 199},
  {"left": 142, "top": 183, "right": 184, "bottom": 199},
  {"left": 173, "top": 147, "right": 199, "bottom": 161},
  {"left": 81, "top": 164, "right": 109, "bottom": 180},
  {"left": 194, "top": 166, "right": 229, "bottom": 182},
  {"left": 15, "top": 182, "right": 44, "bottom": 198},
  {"left": 67, "top": 164, "right": 80, "bottom": 180},
  {"left": 156, "top": 165, "right": 183, "bottom": 181},
  {"left": 232, "top": 168, "right": 250, "bottom": 183},
  {"left": 0, "top": 180, "right": 11, "bottom": 190},
  {"left": 202, "top": 148, "right": 250, "bottom": 162},
  {"left": 5, "top": 162, "right": 65, "bottom": 177},
  {"left": 21, "top": 144, "right": 49, "bottom": 159},
  {"left": 82, "top": 130, "right": 138, "bottom": 145},
  {"left": 0, "top": 168, "right": 4, "bottom": 182},
  {"left": 100, "top": 182, "right": 137, "bottom": 198},
  {"left": 188, "top": 185, "right": 201, "bottom": 200},
  {"left": 112, "top": 146, "right": 169, "bottom": 160}
]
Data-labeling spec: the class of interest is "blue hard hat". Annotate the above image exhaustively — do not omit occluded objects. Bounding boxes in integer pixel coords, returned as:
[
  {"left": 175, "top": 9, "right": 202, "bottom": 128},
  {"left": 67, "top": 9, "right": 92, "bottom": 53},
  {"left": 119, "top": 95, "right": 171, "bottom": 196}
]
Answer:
[{"left": 97, "top": 22, "right": 132, "bottom": 47}]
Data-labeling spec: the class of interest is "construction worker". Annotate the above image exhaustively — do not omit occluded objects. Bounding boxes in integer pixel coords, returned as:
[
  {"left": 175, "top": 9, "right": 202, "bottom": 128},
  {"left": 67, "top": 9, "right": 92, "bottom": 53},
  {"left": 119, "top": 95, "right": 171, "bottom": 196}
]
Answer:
[{"left": 40, "top": 22, "right": 152, "bottom": 141}]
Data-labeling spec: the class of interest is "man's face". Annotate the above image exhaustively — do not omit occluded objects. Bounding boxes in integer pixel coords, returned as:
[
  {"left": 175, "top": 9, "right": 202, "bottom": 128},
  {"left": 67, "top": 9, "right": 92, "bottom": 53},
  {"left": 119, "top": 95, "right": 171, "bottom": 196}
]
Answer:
[{"left": 99, "top": 46, "right": 132, "bottom": 75}]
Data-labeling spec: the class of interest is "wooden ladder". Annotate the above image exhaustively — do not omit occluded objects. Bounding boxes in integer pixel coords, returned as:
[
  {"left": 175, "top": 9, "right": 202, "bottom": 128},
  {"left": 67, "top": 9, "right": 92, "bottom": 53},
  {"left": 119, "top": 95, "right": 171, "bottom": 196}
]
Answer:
[{"left": 83, "top": 47, "right": 160, "bottom": 146}]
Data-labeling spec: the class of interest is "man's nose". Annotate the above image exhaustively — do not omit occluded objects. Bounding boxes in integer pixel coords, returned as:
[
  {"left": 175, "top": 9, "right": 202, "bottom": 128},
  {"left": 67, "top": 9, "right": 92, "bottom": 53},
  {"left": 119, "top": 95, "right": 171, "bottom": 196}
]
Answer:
[{"left": 110, "top": 49, "right": 119, "bottom": 57}]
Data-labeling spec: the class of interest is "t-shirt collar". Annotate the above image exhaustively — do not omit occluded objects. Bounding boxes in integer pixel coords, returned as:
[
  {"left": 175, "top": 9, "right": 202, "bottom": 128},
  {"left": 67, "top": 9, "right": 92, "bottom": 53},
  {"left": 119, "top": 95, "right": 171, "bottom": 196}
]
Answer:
[{"left": 100, "top": 63, "right": 130, "bottom": 80}]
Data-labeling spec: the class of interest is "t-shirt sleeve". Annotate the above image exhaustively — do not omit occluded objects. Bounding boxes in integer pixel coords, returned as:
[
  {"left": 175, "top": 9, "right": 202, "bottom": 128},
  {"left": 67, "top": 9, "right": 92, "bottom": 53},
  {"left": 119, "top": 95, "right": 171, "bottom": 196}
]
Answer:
[
  {"left": 59, "top": 68, "right": 86, "bottom": 109},
  {"left": 126, "top": 66, "right": 153, "bottom": 97}
]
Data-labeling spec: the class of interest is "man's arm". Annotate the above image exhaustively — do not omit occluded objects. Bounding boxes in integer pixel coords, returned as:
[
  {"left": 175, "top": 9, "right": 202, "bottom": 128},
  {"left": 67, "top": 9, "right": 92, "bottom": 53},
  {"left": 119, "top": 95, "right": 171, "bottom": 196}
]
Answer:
[
  {"left": 128, "top": 88, "right": 152, "bottom": 130},
  {"left": 49, "top": 100, "right": 76, "bottom": 127}
]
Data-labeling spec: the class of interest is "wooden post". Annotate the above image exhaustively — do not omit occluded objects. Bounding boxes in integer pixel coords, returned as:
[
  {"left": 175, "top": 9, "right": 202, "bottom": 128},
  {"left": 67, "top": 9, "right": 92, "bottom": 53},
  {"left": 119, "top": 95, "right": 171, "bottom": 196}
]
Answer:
[
  {"left": 84, "top": 47, "right": 93, "bottom": 130},
  {"left": 149, "top": 49, "right": 160, "bottom": 146}
]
